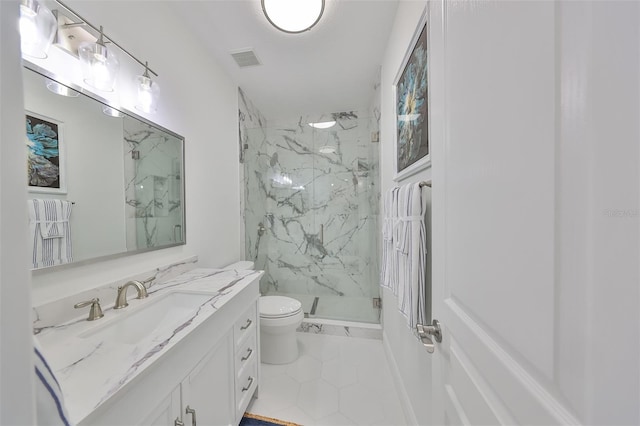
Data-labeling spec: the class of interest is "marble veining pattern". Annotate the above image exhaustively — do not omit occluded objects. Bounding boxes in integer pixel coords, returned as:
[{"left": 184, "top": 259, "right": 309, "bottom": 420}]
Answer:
[
  {"left": 298, "top": 321, "right": 382, "bottom": 340},
  {"left": 123, "top": 119, "right": 183, "bottom": 250},
  {"left": 243, "top": 110, "right": 381, "bottom": 311},
  {"left": 35, "top": 266, "right": 262, "bottom": 424},
  {"left": 32, "top": 257, "right": 198, "bottom": 334}
]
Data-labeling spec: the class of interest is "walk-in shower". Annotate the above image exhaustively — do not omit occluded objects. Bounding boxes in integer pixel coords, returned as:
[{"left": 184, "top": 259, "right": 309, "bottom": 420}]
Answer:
[{"left": 241, "top": 102, "right": 380, "bottom": 324}]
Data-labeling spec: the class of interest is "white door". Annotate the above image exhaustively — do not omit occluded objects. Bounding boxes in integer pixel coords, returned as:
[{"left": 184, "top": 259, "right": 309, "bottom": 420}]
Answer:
[{"left": 428, "top": 1, "right": 640, "bottom": 425}]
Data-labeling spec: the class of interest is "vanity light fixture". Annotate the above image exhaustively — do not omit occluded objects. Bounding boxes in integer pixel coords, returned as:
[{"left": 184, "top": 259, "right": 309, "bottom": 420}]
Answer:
[
  {"left": 261, "top": 0, "right": 325, "bottom": 34},
  {"left": 135, "top": 62, "right": 160, "bottom": 114},
  {"left": 308, "top": 120, "right": 336, "bottom": 129},
  {"left": 78, "top": 26, "right": 119, "bottom": 92},
  {"left": 19, "top": 0, "right": 57, "bottom": 58},
  {"left": 46, "top": 78, "right": 79, "bottom": 97},
  {"left": 102, "top": 106, "right": 123, "bottom": 118}
]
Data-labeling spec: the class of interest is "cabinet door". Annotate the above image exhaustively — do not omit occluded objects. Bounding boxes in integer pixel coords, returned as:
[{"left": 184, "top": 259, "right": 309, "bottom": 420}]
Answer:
[
  {"left": 181, "top": 332, "right": 234, "bottom": 426},
  {"left": 139, "top": 386, "right": 181, "bottom": 426}
]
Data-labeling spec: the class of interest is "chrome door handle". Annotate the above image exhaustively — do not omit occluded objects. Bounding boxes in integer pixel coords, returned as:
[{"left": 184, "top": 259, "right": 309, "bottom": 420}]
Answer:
[
  {"left": 185, "top": 406, "right": 196, "bottom": 426},
  {"left": 416, "top": 319, "right": 442, "bottom": 354}
]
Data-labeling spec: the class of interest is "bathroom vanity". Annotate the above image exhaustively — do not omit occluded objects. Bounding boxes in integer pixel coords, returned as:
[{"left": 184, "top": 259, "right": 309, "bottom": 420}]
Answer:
[{"left": 35, "top": 267, "right": 262, "bottom": 426}]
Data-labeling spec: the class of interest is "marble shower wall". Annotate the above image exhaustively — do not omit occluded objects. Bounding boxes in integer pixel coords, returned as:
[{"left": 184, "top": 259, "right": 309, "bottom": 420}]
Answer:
[
  {"left": 123, "top": 119, "right": 183, "bottom": 250},
  {"left": 239, "top": 89, "right": 268, "bottom": 275},
  {"left": 243, "top": 109, "right": 380, "bottom": 302}
]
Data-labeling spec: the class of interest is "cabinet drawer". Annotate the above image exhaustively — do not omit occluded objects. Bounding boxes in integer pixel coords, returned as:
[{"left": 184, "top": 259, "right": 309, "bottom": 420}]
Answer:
[
  {"left": 236, "top": 359, "right": 258, "bottom": 415},
  {"left": 235, "top": 334, "right": 257, "bottom": 377},
  {"left": 234, "top": 304, "right": 257, "bottom": 348}
]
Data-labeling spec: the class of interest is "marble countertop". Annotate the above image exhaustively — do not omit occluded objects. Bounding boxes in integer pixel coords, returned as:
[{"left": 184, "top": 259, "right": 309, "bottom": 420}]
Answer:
[{"left": 35, "top": 268, "right": 263, "bottom": 424}]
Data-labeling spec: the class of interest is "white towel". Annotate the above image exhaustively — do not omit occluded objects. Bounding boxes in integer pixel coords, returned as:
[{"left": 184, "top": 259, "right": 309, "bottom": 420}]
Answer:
[
  {"left": 34, "top": 338, "right": 73, "bottom": 425},
  {"left": 396, "top": 183, "right": 429, "bottom": 330},
  {"left": 380, "top": 187, "right": 399, "bottom": 293},
  {"left": 28, "top": 199, "right": 74, "bottom": 269}
]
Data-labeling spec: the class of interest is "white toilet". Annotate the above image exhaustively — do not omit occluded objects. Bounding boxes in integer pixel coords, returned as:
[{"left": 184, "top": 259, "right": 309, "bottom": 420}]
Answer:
[
  {"left": 259, "top": 295, "right": 304, "bottom": 365},
  {"left": 221, "top": 261, "right": 304, "bottom": 365}
]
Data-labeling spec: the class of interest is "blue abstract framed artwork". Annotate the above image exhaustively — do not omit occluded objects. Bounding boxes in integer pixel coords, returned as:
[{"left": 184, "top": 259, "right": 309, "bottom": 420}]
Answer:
[
  {"left": 394, "top": 9, "right": 430, "bottom": 181},
  {"left": 26, "top": 112, "right": 67, "bottom": 194}
]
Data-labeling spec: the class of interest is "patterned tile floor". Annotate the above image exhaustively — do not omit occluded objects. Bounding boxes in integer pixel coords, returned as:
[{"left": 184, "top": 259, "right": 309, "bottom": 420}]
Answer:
[{"left": 247, "top": 333, "right": 406, "bottom": 426}]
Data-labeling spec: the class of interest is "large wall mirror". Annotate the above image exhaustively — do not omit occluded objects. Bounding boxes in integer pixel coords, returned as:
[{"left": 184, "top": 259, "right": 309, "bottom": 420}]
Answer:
[{"left": 23, "top": 65, "right": 186, "bottom": 270}]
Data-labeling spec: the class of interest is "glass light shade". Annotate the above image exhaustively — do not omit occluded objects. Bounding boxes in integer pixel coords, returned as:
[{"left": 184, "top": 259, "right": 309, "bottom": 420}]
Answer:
[
  {"left": 135, "top": 75, "right": 160, "bottom": 114},
  {"left": 78, "top": 41, "right": 120, "bottom": 92},
  {"left": 19, "top": 0, "right": 56, "bottom": 59},
  {"left": 46, "top": 79, "right": 79, "bottom": 97},
  {"left": 262, "top": 0, "right": 324, "bottom": 33},
  {"left": 102, "top": 106, "right": 123, "bottom": 117}
]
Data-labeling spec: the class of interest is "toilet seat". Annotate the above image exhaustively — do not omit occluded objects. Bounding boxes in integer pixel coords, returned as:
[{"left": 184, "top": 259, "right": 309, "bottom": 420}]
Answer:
[{"left": 260, "top": 296, "right": 302, "bottom": 319}]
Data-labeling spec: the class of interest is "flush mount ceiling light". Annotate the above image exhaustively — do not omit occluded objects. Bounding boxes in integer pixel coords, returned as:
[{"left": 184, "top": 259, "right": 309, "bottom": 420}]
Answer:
[
  {"left": 262, "top": 0, "right": 325, "bottom": 34},
  {"left": 19, "top": 0, "right": 56, "bottom": 58},
  {"left": 308, "top": 120, "right": 336, "bottom": 129},
  {"left": 135, "top": 61, "right": 160, "bottom": 114},
  {"left": 78, "top": 26, "right": 120, "bottom": 92},
  {"left": 318, "top": 145, "right": 337, "bottom": 154}
]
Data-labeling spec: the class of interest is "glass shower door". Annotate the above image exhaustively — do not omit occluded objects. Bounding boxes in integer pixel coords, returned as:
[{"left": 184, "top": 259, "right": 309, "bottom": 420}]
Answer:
[{"left": 244, "top": 112, "right": 380, "bottom": 323}]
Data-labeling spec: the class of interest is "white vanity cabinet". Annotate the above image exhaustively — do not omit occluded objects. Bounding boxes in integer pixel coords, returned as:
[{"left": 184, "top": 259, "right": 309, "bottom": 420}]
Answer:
[
  {"left": 233, "top": 304, "right": 260, "bottom": 424},
  {"left": 138, "top": 332, "right": 234, "bottom": 426},
  {"left": 79, "top": 277, "right": 259, "bottom": 426}
]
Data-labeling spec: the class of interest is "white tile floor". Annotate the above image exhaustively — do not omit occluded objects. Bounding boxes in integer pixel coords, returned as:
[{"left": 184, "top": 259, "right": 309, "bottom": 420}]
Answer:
[{"left": 247, "top": 333, "right": 406, "bottom": 426}]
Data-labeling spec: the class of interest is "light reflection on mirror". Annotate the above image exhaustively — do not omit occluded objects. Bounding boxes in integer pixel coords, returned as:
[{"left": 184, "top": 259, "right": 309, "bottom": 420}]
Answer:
[{"left": 23, "top": 66, "right": 185, "bottom": 270}]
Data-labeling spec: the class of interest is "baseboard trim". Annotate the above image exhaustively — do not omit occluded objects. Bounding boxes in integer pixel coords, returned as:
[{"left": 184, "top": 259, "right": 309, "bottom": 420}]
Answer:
[{"left": 383, "top": 330, "right": 419, "bottom": 426}]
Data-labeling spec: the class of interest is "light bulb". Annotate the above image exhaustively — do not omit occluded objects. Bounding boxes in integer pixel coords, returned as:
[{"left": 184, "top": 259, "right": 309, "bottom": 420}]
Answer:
[
  {"left": 19, "top": 0, "right": 56, "bottom": 59},
  {"left": 135, "top": 74, "right": 159, "bottom": 114},
  {"left": 78, "top": 39, "right": 119, "bottom": 92},
  {"left": 92, "top": 61, "right": 110, "bottom": 88},
  {"left": 19, "top": 15, "right": 38, "bottom": 45}
]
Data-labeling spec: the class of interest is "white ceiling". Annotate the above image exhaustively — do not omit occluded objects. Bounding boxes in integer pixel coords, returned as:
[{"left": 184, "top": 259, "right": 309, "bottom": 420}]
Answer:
[{"left": 171, "top": 0, "right": 399, "bottom": 120}]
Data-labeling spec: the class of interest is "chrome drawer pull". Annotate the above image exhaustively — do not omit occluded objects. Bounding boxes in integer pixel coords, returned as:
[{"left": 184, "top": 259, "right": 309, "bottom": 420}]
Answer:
[
  {"left": 241, "top": 348, "right": 253, "bottom": 362},
  {"left": 242, "top": 376, "right": 254, "bottom": 392},
  {"left": 240, "top": 319, "right": 252, "bottom": 330}
]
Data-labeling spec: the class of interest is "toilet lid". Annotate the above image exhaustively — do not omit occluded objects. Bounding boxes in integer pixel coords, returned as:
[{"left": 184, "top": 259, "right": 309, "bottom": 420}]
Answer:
[{"left": 260, "top": 296, "right": 302, "bottom": 318}]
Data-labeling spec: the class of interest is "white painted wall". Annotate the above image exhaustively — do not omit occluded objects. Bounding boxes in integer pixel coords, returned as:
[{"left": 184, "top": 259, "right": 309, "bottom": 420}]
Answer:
[
  {"left": 0, "top": 1, "right": 36, "bottom": 423},
  {"left": 381, "top": 1, "right": 640, "bottom": 425},
  {"left": 28, "top": 1, "right": 241, "bottom": 305},
  {"left": 379, "top": 1, "right": 432, "bottom": 424}
]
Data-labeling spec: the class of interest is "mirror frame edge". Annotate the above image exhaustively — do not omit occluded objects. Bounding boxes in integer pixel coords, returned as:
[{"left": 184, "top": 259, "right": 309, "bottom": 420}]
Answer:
[{"left": 23, "top": 60, "right": 188, "bottom": 273}]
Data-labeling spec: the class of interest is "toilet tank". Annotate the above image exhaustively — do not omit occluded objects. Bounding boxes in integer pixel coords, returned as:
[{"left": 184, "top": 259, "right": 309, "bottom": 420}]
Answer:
[{"left": 222, "top": 261, "right": 255, "bottom": 270}]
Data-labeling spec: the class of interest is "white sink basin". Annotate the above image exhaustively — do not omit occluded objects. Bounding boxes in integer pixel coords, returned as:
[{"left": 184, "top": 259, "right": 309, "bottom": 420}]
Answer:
[{"left": 80, "top": 291, "right": 213, "bottom": 345}]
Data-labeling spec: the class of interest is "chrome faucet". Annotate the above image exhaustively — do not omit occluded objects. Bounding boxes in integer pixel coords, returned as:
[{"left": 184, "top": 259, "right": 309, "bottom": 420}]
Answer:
[{"left": 114, "top": 280, "right": 148, "bottom": 309}]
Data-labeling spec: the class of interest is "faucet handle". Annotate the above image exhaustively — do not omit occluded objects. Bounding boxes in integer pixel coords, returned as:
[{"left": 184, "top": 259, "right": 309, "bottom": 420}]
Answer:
[{"left": 74, "top": 298, "right": 104, "bottom": 321}]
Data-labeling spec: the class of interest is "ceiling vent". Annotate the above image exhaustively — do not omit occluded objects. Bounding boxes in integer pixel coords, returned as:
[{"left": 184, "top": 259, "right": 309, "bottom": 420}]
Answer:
[{"left": 230, "top": 49, "right": 261, "bottom": 68}]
